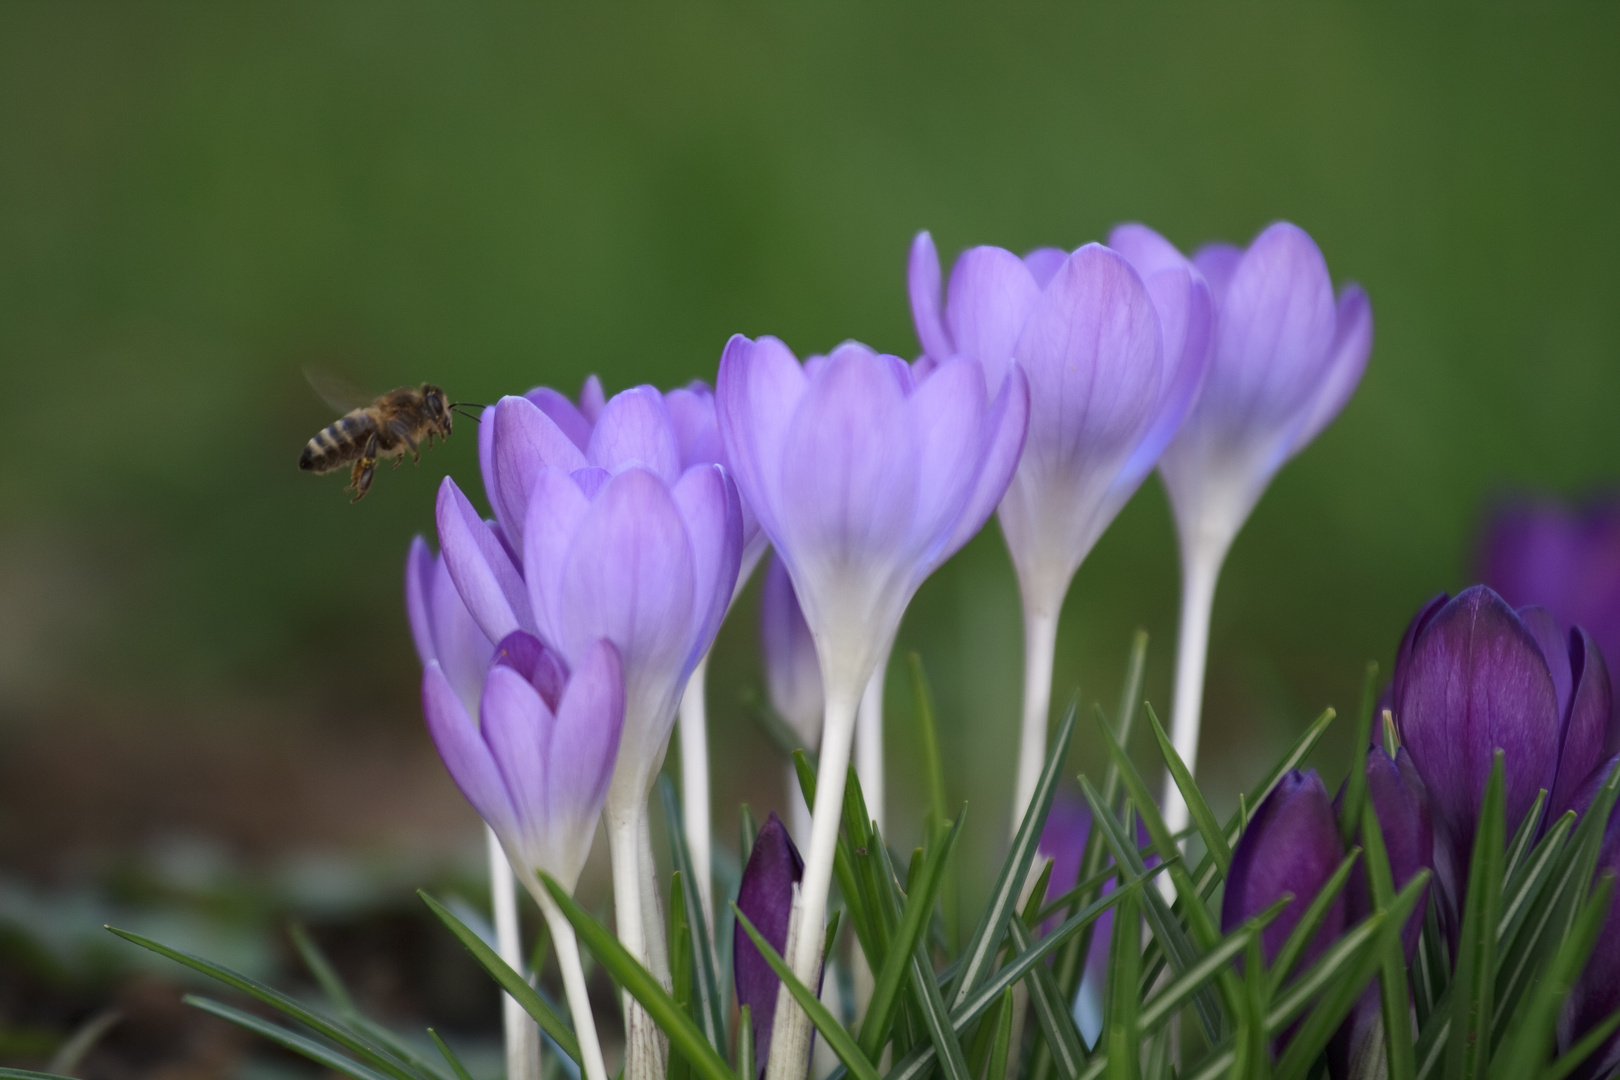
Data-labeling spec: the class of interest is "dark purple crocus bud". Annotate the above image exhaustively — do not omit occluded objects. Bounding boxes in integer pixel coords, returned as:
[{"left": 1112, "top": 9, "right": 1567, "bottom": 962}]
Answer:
[
  {"left": 1223, "top": 770, "right": 1347, "bottom": 971},
  {"left": 1390, "top": 586, "right": 1617, "bottom": 916},
  {"left": 734, "top": 812, "right": 804, "bottom": 1078},
  {"left": 1481, "top": 496, "right": 1620, "bottom": 679}
]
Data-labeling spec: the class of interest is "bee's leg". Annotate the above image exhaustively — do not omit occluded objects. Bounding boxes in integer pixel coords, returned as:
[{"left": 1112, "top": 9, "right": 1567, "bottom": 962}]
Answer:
[
  {"left": 391, "top": 420, "right": 421, "bottom": 464},
  {"left": 348, "top": 435, "right": 379, "bottom": 502}
]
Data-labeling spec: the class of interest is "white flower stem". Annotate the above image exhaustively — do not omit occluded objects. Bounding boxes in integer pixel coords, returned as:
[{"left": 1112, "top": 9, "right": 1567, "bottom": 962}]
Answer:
[
  {"left": 1163, "top": 540, "right": 1225, "bottom": 842},
  {"left": 855, "top": 645, "right": 891, "bottom": 835},
  {"left": 534, "top": 890, "right": 610, "bottom": 1080},
  {"left": 605, "top": 792, "right": 668, "bottom": 1080},
  {"left": 678, "top": 654, "right": 714, "bottom": 926},
  {"left": 786, "top": 759, "right": 812, "bottom": 850},
  {"left": 1011, "top": 606, "right": 1060, "bottom": 835},
  {"left": 769, "top": 687, "right": 860, "bottom": 1080},
  {"left": 489, "top": 828, "right": 541, "bottom": 1080}
]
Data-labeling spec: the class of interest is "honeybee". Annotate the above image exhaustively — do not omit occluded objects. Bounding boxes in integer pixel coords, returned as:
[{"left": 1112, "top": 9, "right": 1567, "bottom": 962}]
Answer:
[{"left": 299, "top": 377, "right": 470, "bottom": 501}]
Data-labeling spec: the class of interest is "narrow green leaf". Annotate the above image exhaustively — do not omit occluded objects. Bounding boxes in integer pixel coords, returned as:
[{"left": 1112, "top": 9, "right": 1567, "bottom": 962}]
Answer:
[
  {"left": 733, "top": 907, "right": 881, "bottom": 1080},
  {"left": 794, "top": 750, "right": 879, "bottom": 971},
  {"left": 988, "top": 988, "right": 1015, "bottom": 1080},
  {"left": 1502, "top": 789, "right": 1548, "bottom": 884},
  {"left": 1540, "top": 1005, "right": 1620, "bottom": 1080},
  {"left": 1139, "top": 899, "right": 1286, "bottom": 1034},
  {"left": 1446, "top": 753, "right": 1505, "bottom": 1080},
  {"left": 1147, "top": 702, "right": 1231, "bottom": 875},
  {"left": 967, "top": 992, "right": 1007, "bottom": 1079},
  {"left": 427, "top": 1030, "right": 476, "bottom": 1080},
  {"left": 183, "top": 996, "right": 400, "bottom": 1080},
  {"left": 0, "top": 1070, "right": 78, "bottom": 1080},
  {"left": 1231, "top": 933, "right": 1268, "bottom": 1080},
  {"left": 416, "top": 892, "right": 582, "bottom": 1065},
  {"left": 660, "top": 777, "right": 729, "bottom": 1052},
  {"left": 737, "top": 1006, "right": 755, "bottom": 1080},
  {"left": 909, "top": 653, "right": 950, "bottom": 842},
  {"left": 948, "top": 699, "right": 1078, "bottom": 1009},
  {"left": 1009, "top": 918, "right": 1086, "bottom": 1079},
  {"left": 1338, "top": 661, "right": 1380, "bottom": 847},
  {"left": 1104, "top": 887, "right": 1141, "bottom": 1080},
  {"left": 1361, "top": 800, "right": 1415, "bottom": 1080},
  {"left": 290, "top": 922, "right": 358, "bottom": 1015},
  {"left": 1414, "top": 895, "right": 1450, "bottom": 1029},
  {"left": 1266, "top": 848, "right": 1361, "bottom": 995},
  {"left": 541, "top": 875, "right": 736, "bottom": 1080},
  {"left": 670, "top": 872, "right": 694, "bottom": 1080},
  {"left": 108, "top": 923, "right": 451, "bottom": 1080},
  {"left": 740, "top": 804, "right": 759, "bottom": 867}
]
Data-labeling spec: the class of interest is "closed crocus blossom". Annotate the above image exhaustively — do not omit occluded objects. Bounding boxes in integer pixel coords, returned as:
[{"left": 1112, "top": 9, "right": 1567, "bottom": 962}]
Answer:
[
  {"left": 422, "top": 631, "right": 624, "bottom": 1080},
  {"left": 718, "top": 334, "right": 1028, "bottom": 1076},
  {"left": 1110, "top": 223, "right": 1373, "bottom": 842},
  {"left": 1481, "top": 495, "right": 1620, "bottom": 676},
  {"left": 735, "top": 813, "right": 807, "bottom": 1079},
  {"left": 1389, "top": 586, "right": 1616, "bottom": 916},
  {"left": 759, "top": 554, "right": 823, "bottom": 845},
  {"left": 911, "top": 232, "right": 1210, "bottom": 825},
  {"left": 438, "top": 385, "right": 743, "bottom": 1080}
]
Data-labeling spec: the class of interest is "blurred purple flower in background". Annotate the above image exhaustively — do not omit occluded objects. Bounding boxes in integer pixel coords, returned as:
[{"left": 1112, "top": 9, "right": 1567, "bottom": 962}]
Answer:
[
  {"left": 1387, "top": 586, "right": 1616, "bottom": 914},
  {"left": 734, "top": 813, "right": 806, "bottom": 1079},
  {"left": 910, "top": 233, "right": 1211, "bottom": 829},
  {"left": 1481, "top": 495, "right": 1620, "bottom": 679},
  {"left": 759, "top": 554, "right": 823, "bottom": 844},
  {"left": 718, "top": 333, "right": 1028, "bottom": 1065},
  {"left": 1109, "top": 222, "right": 1373, "bottom": 842}
]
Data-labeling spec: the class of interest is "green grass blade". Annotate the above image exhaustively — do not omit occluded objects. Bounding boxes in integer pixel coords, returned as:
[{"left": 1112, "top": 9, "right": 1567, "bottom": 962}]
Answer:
[
  {"left": 417, "top": 891, "right": 582, "bottom": 1065},
  {"left": 1338, "top": 662, "right": 1380, "bottom": 848},
  {"left": 1231, "top": 933, "right": 1268, "bottom": 1080},
  {"left": 988, "top": 988, "right": 1015, "bottom": 1080},
  {"left": 733, "top": 907, "right": 880, "bottom": 1080},
  {"left": 107, "top": 923, "right": 444, "bottom": 1080},
  {"left": 1009, "top": 918, "right": 1087, "bottom": 1079},
  {"left": 1139, "top": 899, "right": 1285, "bottom": 1034},
  {"left": 0, "top": 1070, "right": 78, "bottom": 1080},
  {"left": 740, "top": 804, "right": 759, "bottom": 867},
  {"left": 670, "top": 871, "right": 695, "bottom": 1080},
  {"left": 794, "top": 750, "right": 879, "bottom": 971},
  {"left": 1445, "top": 752, "right": 1505, "bottom": 1080},
  {"left": 1104, "top": 886, "right": 1141, "bottom": 1080},
  {"left": 908, "top": 653, "right": 950, "bottom": 843},
  {"left": 1266, "top": 848, "right": 1361, "bottom": 995},
  {"left": 859, "top": 813, "right": 965, "bottom": 1059},
  {"left": 1146, "top": 702, "right": 1231, "bottom": 876},
  {"left": 427, "top": 1030, "right": 476, "bottom": 1080},
  {"left": 543, "top": 874, "right": 736, "bottom": 1080},
  {"left": 1361, "top": 798, "right": 1416, "bottom": 1080},
  {"left": 660, "top": 777, "right": 729, "bottom": 1053},
  {"left": 290, "top": 922, "right": 359, "bottom": 1015},
  {"left": 184, "top": 996, "right": 400, "bottom": 1080},
  {"left": 1502, "top": 789, "right": 1549, "bottom": 884},
  {"left": 947, "top": 699, "right": 1078, "bottom": 1009},
  {"left": 1540, "top": 1006, "right": 1620, "bottom": 1080},
  {"left": 737, "top": 1005, "right": 755, "bottom": 1080}
]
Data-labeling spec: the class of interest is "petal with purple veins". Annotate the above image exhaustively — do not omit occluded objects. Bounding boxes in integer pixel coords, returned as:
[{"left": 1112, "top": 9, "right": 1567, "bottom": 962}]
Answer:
[
  {"left": 424, "top": 662, "right": 519, "bottom": 839},
  {"left": 908, "top": 232, "right": 954, "bottom": 363},
  {"left": 437, "top": 477, "right": 534, "bottom": 644},
  {"left": 588, "top": 385, "right": 683, "bottom": 483}
]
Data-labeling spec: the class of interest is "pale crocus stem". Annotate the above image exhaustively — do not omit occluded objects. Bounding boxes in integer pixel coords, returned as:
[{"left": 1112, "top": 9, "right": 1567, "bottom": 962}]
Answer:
[
  {"left": 855, "top": 645, "right": 891, "bottom": 834},
  {"left": 678, "top": 653, "right": 714, "bottom": 925},
  {"left": 605, "top": 795, "right": 667, "bottom": 1080},
  {"left": 636, "top": 808, "right": 672, "bottom": 988},
  {"left": 770, "top": 688, "right": 859, "bottom": 1080},
  {"left": 534, "top": 890, "right": 610, "bottom": 1080},
  {"left": 764, "top": 885, "right": 808, "bottom": 1080},
  {"left": 1011, "top": 605, "right": 1060, "bottom": 834},
  {"left": 489, "top": 828, "right": 540, "bottom": 1080},
  {"left": 1162, "top": 538, "right": 1226, "bottom": 842}
]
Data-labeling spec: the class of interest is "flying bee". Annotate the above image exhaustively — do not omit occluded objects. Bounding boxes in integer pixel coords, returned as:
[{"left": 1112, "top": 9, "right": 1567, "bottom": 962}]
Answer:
[{"left": 298, "top": 374, "right": 481, "bottom": 501}]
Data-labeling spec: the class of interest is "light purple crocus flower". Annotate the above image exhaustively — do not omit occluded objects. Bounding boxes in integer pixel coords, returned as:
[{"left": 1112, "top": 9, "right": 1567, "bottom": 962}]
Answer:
[
  {"left": 735, "top": 813, "right": 807, "bottom": 1080},
  {"left": 1110, "top": 222, "right": 1373, "bottom": 841},
  {"left": 1481, "top": 495, "right": 1620, "bottom": 677},
  {"left": 407, "top": 537, "right": 496, "bottom": 717},
  {"left": 717, "top": 334, "right": 1028, "bottom": 1060},
  {"left": 910, "top": 232, "right": 1211, "bottom": 825},
  {"left": 1388, "top": 586, "right": 1616, "bottom": 918}
]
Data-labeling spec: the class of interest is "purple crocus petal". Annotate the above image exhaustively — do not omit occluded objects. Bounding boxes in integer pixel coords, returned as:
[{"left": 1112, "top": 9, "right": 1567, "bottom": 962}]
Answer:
[
  {"left": 423, "top": 662, "right": 519, "bottom": 838},
  {"left": 716, "top": 334, "right": 808, "bottom": 542},
  {"left": 588, "top": 385, "right": 683, "bottom": 484},
  {"left": 1022, "top": 246, "right": 1068, "bottom": 289},
  {"left": 524, "top": 386, "right": 595, "bottom": 453},
  {"left": 478, "top": 404, "right": 497, "bottom": 512},
  {"left": 521, "top": 468, "right": 594, "bottom": 650},
  {"left": 1389, "top": 592, "right": 1451, "bottom": 714},
  {"left": 1117, "top": 266, "right": 1212, "bottom": 486},
  {"left": 1107, "top": 224, "right": 1191, "bottom": 279},
  {"left": 481, "top": 663, "right": 552, "bottom": 849},
  {"left": 1396, "top": 587, "right": 1560, "bottom": 901},
  {"left": 405, "top": 537, "right": 437, "bottom": 667},
  {"left": 909, "top": 356, "right": 989, "bottom": 553},
  {"left": 1289, "top": 284, "right": 1373, "bottom": 457},
  {"left": 934, "top": 361, "right": 1030, "bottom": 566},
  {"left": 1190, "top": 242, "right": 1243, "bottom": 307},
  {"left": 908, "top": 231, "right": 954, "bottom": 363},
  {"left": 579, "top": 375, "right": 606, "bottom": 422},
  {"left": 492, "top": 395, "right": 589, "bottom": 550},
  {"left": 546, "top": 639, "right": 625, "bottom": 885},
  {"left": 671, "top": 463, "right": 743, "bottom": 663},
  {"left": 759, "top": 554, "right": 824, "bottom": 748},
  {"left": 491, "top": 629, "right": 568, "bottom": 712},
  {"left": 429, "top": 552, "right": 498, "bottom": 714},
  {"left": 1348, "top": 749, "right": 1433, "bottom": 956},
  {"left": 665, "top": 384, "right": 726, "bottom": 471},
  {"left": 945, "top": 246, "right": 1042, "bottom": 378},
  {"left": 735, "top": 812, "right": 805, "bottom": 1079},
  {"left": 1552, "top": 629, "right": 1614, "bottom": 821},
  {"left": 436, "top": 477, "right": 534, "bottom": 644},
  {"left": 1520, "top": 606, "right": 1575, "bottom": 719},
  {"left": 1222, "top": 769, "right": 1346, "bottom": 968}
]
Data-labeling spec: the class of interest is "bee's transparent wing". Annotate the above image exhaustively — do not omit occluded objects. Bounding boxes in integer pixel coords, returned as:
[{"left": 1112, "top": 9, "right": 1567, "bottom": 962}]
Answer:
[{"left": 303, "top": 367, "right": 372, "bottom": 414}]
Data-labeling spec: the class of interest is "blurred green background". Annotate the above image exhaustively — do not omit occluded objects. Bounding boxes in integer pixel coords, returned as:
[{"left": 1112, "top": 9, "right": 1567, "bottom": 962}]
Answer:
[{"left": 1, "top": 1, "right": 1618, "bottom": 1063}]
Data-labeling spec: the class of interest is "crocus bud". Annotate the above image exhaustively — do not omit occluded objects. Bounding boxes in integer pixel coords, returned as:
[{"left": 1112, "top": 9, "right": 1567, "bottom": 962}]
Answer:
[
  {"left": 1481, "top": 495, "right": 1620, "bottom": 679},
  {"left": 406, "top": 536, "right": 495, "bottom": 719},
  {"left": 422, "top": 631, "right": 624, "bottom": 895},
  {"left": 734, "top": 813, "right": 805, "bottom": 1079},
  {"left": 759, "top": 554, "right": 823, "bottom": 750},
  {"left": 1390, "top": 586, "right": 1617, "bottom": 913}
]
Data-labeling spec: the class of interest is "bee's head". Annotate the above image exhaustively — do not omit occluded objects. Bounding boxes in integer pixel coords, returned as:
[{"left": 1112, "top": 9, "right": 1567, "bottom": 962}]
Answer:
[{"left": 421, "top": 384, "right": 451, "bottom": 431}]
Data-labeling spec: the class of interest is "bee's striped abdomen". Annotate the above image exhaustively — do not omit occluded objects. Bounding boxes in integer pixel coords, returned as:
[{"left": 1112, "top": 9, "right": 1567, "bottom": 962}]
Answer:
[{"left": 299, "top": 411, "right": 376, "bottom": 473}]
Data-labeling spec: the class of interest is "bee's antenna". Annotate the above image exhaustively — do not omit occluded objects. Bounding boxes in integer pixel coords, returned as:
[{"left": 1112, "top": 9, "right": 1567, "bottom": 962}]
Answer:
[{"left": 450, "top": 404, "right": 486, "bottom": 423}]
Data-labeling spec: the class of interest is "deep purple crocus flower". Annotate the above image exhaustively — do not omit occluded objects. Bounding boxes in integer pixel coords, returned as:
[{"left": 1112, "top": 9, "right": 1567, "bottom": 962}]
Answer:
[
  {"left": 909, "top": 233, "right": 1211, "bottom": 823},
  {"left": 1111, "top": 222, "right": 1372, "bottom": 841},
  {"left": 1481, "top": 495, "right": 1620, "bottom": 677},
  {"left": 422, "top": 630, "right": 624, "bottom": 895},
  {"left": 1388, "top": 586, "right": 1616, "bottom": 914},
  {"left": 734, "top": 813, "right": 806, "bottom": 1079}
]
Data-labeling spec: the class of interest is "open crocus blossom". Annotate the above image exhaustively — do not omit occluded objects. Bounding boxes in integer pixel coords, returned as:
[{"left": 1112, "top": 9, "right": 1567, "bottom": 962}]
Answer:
[
  {"left": 1388, "top": 585, "right": 1617, "bottom": 917},
  {"left": 1109, "top": 222, "right": 1373, "bottom": 840},
  {"left": 759, "top": 554, "right": 823, "bottom": 844},
  {"left": 438, "top": 384, "right": 743, "bottom": 1080},
  {"left": 717, "top": 334, "right": 1028, "bottom": 1073},
  {"left": 910, "top": 232, "right": 1211, "bottom": 824},
  {"left": 422, "top": 630, "right": 624, "bottom": 1080}
]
